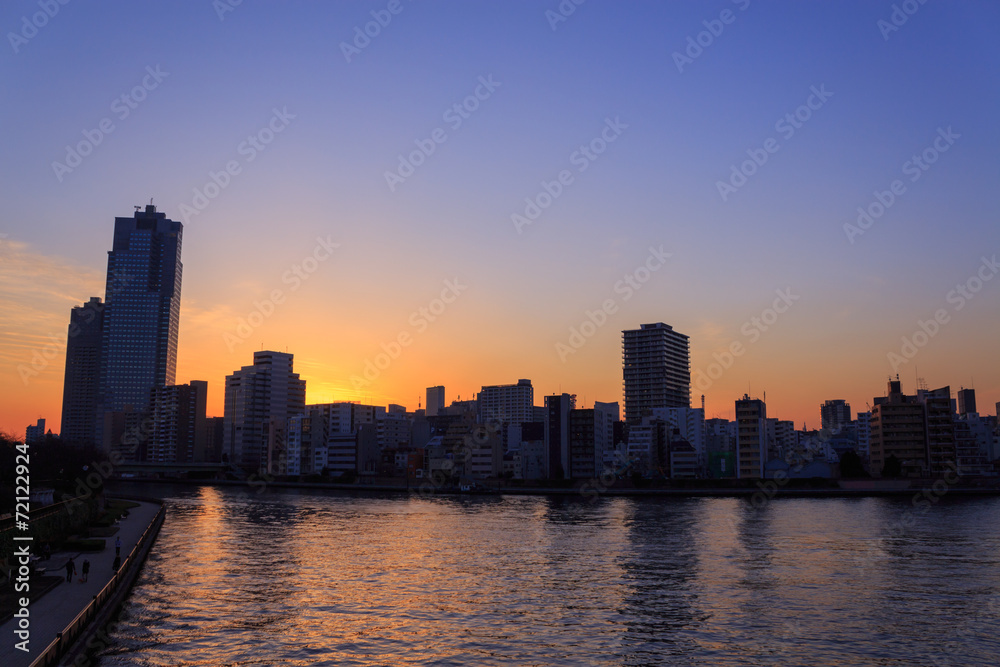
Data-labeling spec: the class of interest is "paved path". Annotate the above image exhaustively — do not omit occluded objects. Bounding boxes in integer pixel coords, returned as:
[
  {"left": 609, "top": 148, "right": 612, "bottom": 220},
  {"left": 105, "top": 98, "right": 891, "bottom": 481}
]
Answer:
[{"left": 1, "top": 500, "right": 161, "bottom": 667}]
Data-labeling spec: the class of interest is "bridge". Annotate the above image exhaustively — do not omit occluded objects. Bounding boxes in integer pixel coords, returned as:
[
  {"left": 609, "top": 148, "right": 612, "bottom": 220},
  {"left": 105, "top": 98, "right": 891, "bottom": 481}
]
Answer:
[{"left": 113, "top": 462, "right": 238, "bottom": 479}]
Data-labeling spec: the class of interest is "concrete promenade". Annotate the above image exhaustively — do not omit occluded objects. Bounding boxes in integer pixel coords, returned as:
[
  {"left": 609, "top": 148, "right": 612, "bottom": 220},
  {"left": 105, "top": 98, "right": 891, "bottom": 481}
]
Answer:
[{"left": 1, "top": 500, "right": 161, "bottom": 667}]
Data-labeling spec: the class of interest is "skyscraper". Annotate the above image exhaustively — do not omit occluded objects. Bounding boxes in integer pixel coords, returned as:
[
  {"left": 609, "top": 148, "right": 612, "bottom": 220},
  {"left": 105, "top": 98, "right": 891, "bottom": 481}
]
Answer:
[
  {"left": 60, "top": 296, "right": 104, "bottom": 445},
  {"left": 622, "top": 323, "right": 690, "bottom": 424},
  {"left": 224, "top": 350, "right": 306, "bottom": 472},
  {"left": 98, "top": 204, "right": 183, "bottom": 423}
]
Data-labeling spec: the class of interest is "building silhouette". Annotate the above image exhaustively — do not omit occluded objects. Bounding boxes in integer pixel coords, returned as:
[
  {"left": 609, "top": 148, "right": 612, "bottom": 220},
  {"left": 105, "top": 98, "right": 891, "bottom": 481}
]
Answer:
[
  {"left": 25, "top": 418, "right": 46, "bottom": 443},
  {"left": 97, "top": 204, "right": 183, "bottom": 441},
  {"left": 820, "top": 399, "right": 852, "bottom": 432},
  {"left": 544, "top": 393, "right": 575, "bottom": 479},
  {"left": 477, "top": 379, "right": 534, "bottom": 425},
  {"left": 957, "top": 388, "right": 976, "bottom": 416},
  {"left": 919, "top": 386, "right": 956, "bottom": 476},
  {"left": 869, "top": 379, "right": 928, "bottom": 477},
  {"left": 736, "top": 394, "right": 766, "bottom": 479},
  {"left": 622, "top": 323, "right": 690, "bottom": 424},
  {"left": 224, "top": 351, "right": 305, "bottom": 472},
  {"left": 426, "top": 386, "right": 445, "bottom": 417},
  {"left": 148, "top": 381, "right": 208, "bottom": 463},
  {"left": 59, "top": 297, "right": 104, "bottom": 445}
]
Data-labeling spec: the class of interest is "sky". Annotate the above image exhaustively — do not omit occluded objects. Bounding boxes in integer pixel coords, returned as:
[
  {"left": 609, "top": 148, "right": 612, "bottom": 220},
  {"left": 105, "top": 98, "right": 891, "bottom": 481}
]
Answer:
[{"left": 1, "top": 0, "right": 998, "bottom": 437}]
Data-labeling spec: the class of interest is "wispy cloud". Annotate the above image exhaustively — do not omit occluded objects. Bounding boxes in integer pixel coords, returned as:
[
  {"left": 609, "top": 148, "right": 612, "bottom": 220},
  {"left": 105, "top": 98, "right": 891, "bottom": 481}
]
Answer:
[{"left": 0, "top": 240, "right": 104, "bottom": 368}]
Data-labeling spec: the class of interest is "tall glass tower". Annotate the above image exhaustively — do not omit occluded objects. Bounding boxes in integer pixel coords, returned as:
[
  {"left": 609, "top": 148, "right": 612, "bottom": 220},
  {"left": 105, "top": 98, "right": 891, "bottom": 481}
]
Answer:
[{"left": 98, "top": 204, "right": 183, "bottom": 418}]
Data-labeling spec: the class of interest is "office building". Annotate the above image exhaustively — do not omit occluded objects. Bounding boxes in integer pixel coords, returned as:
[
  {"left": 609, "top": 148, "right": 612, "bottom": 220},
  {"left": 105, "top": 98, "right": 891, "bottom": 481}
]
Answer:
[
  {"left": 98, "top": 204, "right": 183, "bottom": 426},
  {"left": 59, "top": 297, "right": 104, "bottom": 445},
  {"left": 622, "top": 323, "right": 690, "bottom": 424},
  {"left": 544, "top": 393, "right": 575, "bottom": 479},
  {"left": 426, "top": 386, "right": 445, "bottom": 417},
  {"left": 957, "top": 388, "right": 976, "bottom": 416}
]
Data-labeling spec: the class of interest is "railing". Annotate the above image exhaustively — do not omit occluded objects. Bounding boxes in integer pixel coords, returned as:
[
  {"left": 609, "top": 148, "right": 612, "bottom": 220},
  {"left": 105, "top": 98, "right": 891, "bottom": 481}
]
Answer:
[
  {"left": 0, "top": 496, "right": 90, "bottom": 534},
  {"left": 29, "top": 501, "right": 165, "bottom": 667}
]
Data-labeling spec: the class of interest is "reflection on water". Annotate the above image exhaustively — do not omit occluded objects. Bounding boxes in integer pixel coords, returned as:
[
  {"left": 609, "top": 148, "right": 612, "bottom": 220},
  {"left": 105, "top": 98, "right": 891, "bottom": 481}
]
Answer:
[{"left": 98, "top": 485, "right": 1000, "bottom": 666}]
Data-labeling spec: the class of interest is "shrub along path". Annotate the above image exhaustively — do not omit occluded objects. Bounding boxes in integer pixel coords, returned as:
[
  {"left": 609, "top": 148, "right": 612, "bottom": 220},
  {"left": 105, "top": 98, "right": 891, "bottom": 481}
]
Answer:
[{"left": 0, "top": 500, "right": 161, "bottom": 666}]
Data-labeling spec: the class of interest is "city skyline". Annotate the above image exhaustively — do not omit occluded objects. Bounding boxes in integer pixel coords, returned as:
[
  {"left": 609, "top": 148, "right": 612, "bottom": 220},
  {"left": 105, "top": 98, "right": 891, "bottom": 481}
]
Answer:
[{"left": 2, "top": 1, "right": 999, "bottom": 435}]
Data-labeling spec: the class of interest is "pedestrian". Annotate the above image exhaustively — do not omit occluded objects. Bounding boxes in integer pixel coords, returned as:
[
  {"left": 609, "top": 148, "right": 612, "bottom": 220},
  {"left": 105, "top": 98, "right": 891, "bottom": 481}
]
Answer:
[
  {"left": 112, "top": 554, "right": 121, "bottom": 572},
  {"left": 115, "top": 536, "right": 121, "bottom": 556},
  {"left": 81, "top": 559, "right": 90, "bottom": 582},
  {"left": 65, "top": 557, "right": 76, "bottom": 583}
]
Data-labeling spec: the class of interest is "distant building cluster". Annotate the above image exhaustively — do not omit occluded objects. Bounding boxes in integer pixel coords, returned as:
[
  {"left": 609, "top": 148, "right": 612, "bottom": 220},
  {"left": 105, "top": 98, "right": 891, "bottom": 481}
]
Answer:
[{"left": 44, "top": 205, "right": 1000, "bottom": 483}]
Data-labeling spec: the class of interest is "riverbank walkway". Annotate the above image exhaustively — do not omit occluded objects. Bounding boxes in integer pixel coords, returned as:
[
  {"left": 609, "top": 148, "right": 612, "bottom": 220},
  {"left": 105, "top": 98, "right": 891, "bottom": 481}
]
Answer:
[{"left": 1, "top": 500, "right": 161, "bottom": 667}]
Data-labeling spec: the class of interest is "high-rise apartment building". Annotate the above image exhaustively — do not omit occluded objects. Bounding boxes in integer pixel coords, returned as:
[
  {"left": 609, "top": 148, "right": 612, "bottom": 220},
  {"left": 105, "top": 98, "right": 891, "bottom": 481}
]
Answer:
[
  {"left": 736, "top": 394, "right": 766, "bottom": 479},
  {"left": 869, "top": 380, "right": 927, "bottom": 477},
  {"left": 25, "top": 419, "right": 46, "bottom": 443},
  {"left": 622, "top": 323, "right": 690, "bottom": 424},
  {"left": 60, "top": 297, "right": 104, "bottom": 445},
  {"left": 820, "top": 400, "right": 852, "bottom": 432},
  {"left": 224, "top": 351, "right": 305, "bottom": 472},
  {"left": 477, "top": 379, "right": 534, "bottom": 425},
  {"left": 919, "top": 386, "right": 956, "bottom": 475},
  {"left": 148, "top": 381, "right": 207, "bottom": 464}
]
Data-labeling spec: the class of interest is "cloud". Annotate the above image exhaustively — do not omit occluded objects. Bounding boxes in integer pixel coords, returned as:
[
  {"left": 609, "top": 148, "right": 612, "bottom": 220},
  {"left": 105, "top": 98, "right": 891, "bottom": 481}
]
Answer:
[{"left": 0, "top": 240, "right": 104, "bottom": 368}]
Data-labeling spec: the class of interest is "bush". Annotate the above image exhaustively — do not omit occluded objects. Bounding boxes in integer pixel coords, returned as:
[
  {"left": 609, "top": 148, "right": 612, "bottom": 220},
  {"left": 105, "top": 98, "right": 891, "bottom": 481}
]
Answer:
[{"left": 61, "top": 538, "right": 106, "bottom": 552}]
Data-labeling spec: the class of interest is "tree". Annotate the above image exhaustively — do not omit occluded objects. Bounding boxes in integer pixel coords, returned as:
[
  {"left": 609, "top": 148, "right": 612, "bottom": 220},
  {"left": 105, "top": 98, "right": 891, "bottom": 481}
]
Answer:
[
  {"left": 839, "top": 450, "right": 869, "bottom": 478},
  {"left": 882, "top": 454, "right": 902, "bottom": 479}
]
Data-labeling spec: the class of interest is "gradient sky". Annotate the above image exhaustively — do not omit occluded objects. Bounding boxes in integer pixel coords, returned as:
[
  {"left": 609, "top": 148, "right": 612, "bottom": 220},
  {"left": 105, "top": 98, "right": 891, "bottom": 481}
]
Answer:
[{"left": 2, "top": 0, "right": 998, "bottom": 437}]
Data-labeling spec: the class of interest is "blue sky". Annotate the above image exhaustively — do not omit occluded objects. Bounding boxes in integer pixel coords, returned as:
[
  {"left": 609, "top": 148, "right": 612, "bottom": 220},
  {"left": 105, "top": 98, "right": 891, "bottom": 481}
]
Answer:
[{"left": 2, "top": 0, "right": 999, "bottom": 432}]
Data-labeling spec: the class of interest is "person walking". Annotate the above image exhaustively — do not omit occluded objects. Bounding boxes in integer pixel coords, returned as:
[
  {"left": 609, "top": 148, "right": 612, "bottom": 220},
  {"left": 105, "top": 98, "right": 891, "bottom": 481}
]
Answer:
[
  {"left": 115, "top": 536, "right": 122, "bottom": 556},
  {"left": 65, "top": 557, "right": 76, "bottom": 583},
  {"left": 81, "top": 559, "right": 90, "bottom": 582}
]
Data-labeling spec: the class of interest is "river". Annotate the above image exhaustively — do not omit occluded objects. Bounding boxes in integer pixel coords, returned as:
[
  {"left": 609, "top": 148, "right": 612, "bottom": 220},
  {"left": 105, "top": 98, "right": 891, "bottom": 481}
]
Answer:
[{"left": 95, "top": 483, "right": 1000, "bottom": 665}]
